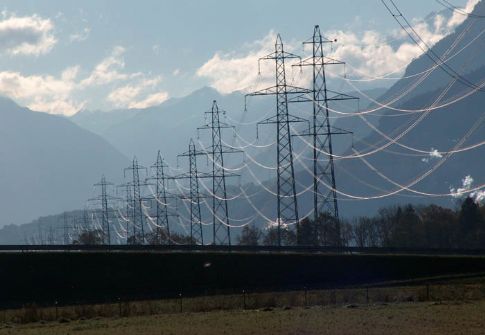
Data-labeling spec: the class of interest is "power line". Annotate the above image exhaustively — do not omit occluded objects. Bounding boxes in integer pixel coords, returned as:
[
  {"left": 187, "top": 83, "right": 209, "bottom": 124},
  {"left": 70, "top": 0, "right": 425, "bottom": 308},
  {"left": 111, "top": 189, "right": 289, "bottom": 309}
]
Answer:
[
  {"left": 381, "top": 0, "right": 485, "bottom": 93},
  {"left": 435, "top": 0, "right": 485, "bottom": 18}
]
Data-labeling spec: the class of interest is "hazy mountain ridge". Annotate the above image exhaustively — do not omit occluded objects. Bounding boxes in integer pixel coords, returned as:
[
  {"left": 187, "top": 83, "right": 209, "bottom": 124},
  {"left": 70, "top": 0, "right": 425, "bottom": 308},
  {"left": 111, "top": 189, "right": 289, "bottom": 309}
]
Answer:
[{"left": 0, "top": 96, "right": 130, "bottom": 225}]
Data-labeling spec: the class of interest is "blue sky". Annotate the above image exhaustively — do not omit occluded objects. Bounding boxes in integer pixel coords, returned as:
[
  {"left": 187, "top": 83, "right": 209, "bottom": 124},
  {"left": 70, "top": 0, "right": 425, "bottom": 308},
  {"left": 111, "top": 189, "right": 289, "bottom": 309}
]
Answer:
[{"left": 0, "top": 0, "right": 475, "bottom": 114}]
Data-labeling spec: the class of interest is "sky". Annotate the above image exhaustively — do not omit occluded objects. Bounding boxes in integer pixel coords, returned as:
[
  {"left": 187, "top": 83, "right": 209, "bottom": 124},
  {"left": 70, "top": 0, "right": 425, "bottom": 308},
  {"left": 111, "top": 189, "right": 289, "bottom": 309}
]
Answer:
[{"left": 0, "top": 0, "right": 477, "bottom": 115}]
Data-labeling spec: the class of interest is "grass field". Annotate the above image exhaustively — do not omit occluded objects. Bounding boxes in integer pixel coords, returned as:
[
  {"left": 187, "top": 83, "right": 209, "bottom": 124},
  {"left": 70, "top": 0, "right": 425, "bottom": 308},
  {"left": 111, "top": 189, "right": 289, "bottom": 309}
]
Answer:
[{"left": 1, "top": 300, "right": 485, "bottom": 335}]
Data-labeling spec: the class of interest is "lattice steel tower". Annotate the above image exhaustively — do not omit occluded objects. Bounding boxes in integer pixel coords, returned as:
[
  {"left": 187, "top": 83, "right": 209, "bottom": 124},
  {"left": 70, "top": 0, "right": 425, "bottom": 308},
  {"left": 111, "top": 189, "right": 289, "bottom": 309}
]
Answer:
[
  {"left": 197, "top": 101, "right": 242, "bottom": 245},
  {"left": 246, "top": 34, "right": 310, "bottom": 246},
  {"left": 124, "top": 157, "right": 147, "bottom": 244},
  {"left": 146, "top": 151, "right": 177, "bottom": 244},
  {"left": 296, "top": 25, "right": 356, "bottom": 244},
  {"left": 175, "top": 139, "right": 205, "bottom": 245},
  {"left": 90, "top": 175, "right": 116, "bottom": 244}
]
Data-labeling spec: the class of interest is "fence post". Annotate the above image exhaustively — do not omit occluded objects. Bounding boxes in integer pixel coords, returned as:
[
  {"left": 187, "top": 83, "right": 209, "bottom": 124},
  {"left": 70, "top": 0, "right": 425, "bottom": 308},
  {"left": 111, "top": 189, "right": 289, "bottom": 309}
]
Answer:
[
  {"left": 179, "top": 293, "right": 183, "bottom": 313},
  {"left": 304, "top": 287, "right": 308, "bottom": 307},
  {"left": 118, "top": 297, "right": 122, "bottom": 317},
  {"left": 426, "top": 284, "right": 430, "bottom": 301},
  {"left": 243, "top": 290, "right": 246, "bottom": 310},
  {"left": 366, "top": 287, "right": 369, "bottom": 305},
  {"left": 55, "top": 300, "right": 58, "bottom": 320}
]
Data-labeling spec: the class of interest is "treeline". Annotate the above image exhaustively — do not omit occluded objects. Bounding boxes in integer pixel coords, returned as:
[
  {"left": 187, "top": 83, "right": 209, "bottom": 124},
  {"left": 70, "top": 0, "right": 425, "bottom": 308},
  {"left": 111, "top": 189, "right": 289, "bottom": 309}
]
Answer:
[
  {"left": 239, "top": 197, "right": 485, "bottom": 249},
  {"left": 72, "top": 197, "right": 485, "bottom": 249}
]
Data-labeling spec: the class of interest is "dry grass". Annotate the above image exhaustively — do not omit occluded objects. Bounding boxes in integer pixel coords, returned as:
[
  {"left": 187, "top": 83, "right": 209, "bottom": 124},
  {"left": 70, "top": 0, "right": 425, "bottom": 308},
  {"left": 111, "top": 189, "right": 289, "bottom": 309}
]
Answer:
[
  {"left": 1, "top": 300, "right": 485, "bottom": 335},
  {"left": 1, "top": 280, "right": 485, "bottom": 325}
]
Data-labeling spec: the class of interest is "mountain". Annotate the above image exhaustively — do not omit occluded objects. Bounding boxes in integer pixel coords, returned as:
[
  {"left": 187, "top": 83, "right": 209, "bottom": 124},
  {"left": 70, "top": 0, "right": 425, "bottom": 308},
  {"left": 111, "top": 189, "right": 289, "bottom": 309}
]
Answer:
[{"left": 0, "top": 96, "right": 129, "bottom": 225}]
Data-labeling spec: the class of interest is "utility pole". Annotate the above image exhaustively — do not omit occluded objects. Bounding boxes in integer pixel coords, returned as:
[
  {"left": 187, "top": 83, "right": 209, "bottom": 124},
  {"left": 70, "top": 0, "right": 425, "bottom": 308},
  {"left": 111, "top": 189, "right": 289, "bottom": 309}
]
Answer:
[
  {"left": 246, "top": 34, "right": 310, "bottom": 246},
  {"left": 146, "top": 151, "right": 178, "bottom": 245},
  {"left": 89, "top": 175, "right": 117, "bottom": 245},
  {"left": 124, "top": 157, "right": 148, "bottom": 245},
  {"left": 295, "top": 25, "right": 357, "bottom": 246},
  {"left": 197, "top": 101, "right": 242, "bottom": 245}
]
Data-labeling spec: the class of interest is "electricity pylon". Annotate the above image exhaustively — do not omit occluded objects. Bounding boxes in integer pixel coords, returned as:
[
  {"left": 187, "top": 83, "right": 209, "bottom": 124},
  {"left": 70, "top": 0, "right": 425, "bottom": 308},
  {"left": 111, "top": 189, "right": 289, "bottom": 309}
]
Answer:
[
  {"left": 117, "top": 183, "right": 133, "bottom": 244},
  {"left": 246, "top": 34, "right": 311, "bottom": 246},
  {"left": 197, "top": 100, "right": 242, "bottom": 245},
  {"left": 293, "top": 25, "right": 358, "bottom": 246},
  {"left": 124, "top": 157, "right": 148, "bottom": 245},
  {"left": 146, "top": 151, "right": 178, "bottom": 244},
  {"left": 173, "top": 139, "right": 207, "bottom": 245},
  {"left": 89, "top": 175, "right": 117, "bottom": 244}
]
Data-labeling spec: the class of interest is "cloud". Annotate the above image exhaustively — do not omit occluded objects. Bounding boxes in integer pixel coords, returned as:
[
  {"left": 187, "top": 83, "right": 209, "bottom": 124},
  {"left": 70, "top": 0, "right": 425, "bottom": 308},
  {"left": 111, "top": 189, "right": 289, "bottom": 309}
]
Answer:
[
  {"left": 69, "top": 27, "right": 90, "bottom": 43},
  {"left": 422, "top": 148, "right": 444, "bottom": 163},
  {"left": 0, "top": 67, "right": 82, "bottom": 115},
  {"left": 447, "top": 0, "right": 480, "bottom": 29},
  {"left": 127, "top": 91, "right": 169, "bottom": 109},
  {"left": 80, "top": 46, "right": 139, "bottom": 87},
  {"left": 450, "top": 175, "right": 485, "bottom": 204},
  {"left": 107, "top": 76, "right": 168, "bottom": 109},
  {"left": 196, "top": 32, "right": 280, "bottom": 94},
  {"left": 197, "top": 2, "right": 474, "bottom": 94},
  {"left": 0, "top": 13, "right": 56, "bottom": 55},
  {"left": 0, "top": 46, "right": 167, "bottom": 115}
]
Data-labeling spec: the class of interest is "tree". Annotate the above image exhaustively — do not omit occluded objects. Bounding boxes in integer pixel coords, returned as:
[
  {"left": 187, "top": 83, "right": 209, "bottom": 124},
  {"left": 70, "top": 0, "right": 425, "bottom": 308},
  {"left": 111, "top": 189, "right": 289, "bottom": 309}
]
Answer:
[
  {"left": 298, "top": 218, "right": 317, "bottom": 246},
  {"left": 146, "top": 228, "right": 170, "bottom": 245},
  {"left": 458, "top": 196, "right": 483, "bottom": 248},
  {"left": 391, "top": 205, "right": 424, "bottom": 248},
  {"left": 263, "top": 225, "right": 297, "bottom": 246},
  {"left": 238, "top": 224, "right": 262, "bottom": 246},
  {"left": 352, "top": 217, "right": 380, "bottom": 247},
  {"left": 72, "top": 229, "right": 103, "bottom": 245},
  {"left": 419, "top": 205, "right": 457, "bottom": 249},
  {"left": 314, "top": 213, "right": 341, "bottom": 247}
]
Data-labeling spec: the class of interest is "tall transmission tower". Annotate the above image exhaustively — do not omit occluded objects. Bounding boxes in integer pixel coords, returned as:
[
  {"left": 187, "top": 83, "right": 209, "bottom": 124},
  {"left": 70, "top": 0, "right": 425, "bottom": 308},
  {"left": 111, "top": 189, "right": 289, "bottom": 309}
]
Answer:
[
  {"left": 117, "top": 183, "right": 133, "bottom": 244},
  {"left": 63, "top": 212, "right": 70, "bottom": 245},
  {"left": 295, "top": 25, "right": 357, "bottom": 245},
  {"left": 124, "top": 158, "right": 148, "bottom": 245},
  {"left": 173, "top": 139, "right": 206, "bottom": 245},
  {"left": 146, "top": 151, "right": 178, "bottom": 244},
  {"left": 246, "top": 34, "right": 311, "bottom": 246},
  {"left": 89, "top": 175, "right": 116, "bottom": 244},
  {"left": 197, "top": 100, "right": 242, "bottom": 245}
]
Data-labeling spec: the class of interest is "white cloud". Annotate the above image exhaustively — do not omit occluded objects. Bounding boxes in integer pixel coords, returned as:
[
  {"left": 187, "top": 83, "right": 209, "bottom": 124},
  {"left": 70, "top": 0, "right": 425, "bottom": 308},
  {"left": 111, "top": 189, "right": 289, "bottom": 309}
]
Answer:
[
  {"left": 128, "top": 91, "right": 169, "bottom": 109},
  {"left": 107, "top": 76, "right": 167, "bottom": 109},
  {"left": 429, "top": 148, "right": 443, "bottom": 158},
  {"left": 80, "top": 46, "right": 139, "bottom": 87},
  {"left": 0, "top": 13, "right": 56, "bottom": 56},
  {"left": 197, "top": 3, "right": 474, "bottom": 94},
  {"left": 0, "top": 45, "right": 167, "bottom": 115},
  {"left": 196, "top": 32, "right": 280, "bottom": 94},
  {"left": 0, "top": 67, "right": 82, "bottom": 115},
  {"left": 447, "top": 0, "right": 480, "bottom": 29},
  {"left": 450, "top": 175, "right": 485, "bottom": 204},
  {"left": 69, "top": 27, "right": 90, "bottom": 43}
]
